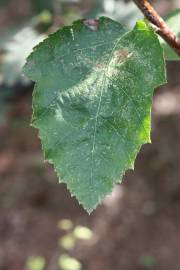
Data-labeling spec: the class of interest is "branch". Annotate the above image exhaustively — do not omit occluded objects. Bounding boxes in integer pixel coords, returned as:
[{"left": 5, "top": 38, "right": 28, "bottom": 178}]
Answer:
[{"left": 133, "top": 0, "right": 180, "bottom": 56}]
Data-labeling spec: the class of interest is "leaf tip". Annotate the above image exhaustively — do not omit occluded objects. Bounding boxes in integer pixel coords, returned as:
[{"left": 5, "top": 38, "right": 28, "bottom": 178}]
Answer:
[{"left": 135, "top": 20, "right": 149, "bottom": 31}]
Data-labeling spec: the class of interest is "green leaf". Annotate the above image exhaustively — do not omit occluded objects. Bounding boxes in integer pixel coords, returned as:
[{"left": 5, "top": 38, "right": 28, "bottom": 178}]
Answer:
[
  {"left": 161, "top": 9, "right": 180, "bottom": 61},
  {"left": 23, "top": 17, "right": 166, "bottom": 213}
]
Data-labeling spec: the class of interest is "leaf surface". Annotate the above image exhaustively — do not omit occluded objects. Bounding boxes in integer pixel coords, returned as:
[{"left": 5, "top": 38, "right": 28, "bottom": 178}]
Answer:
[{"left": 24, "top": 18, "right": 166, "bottom": 212}]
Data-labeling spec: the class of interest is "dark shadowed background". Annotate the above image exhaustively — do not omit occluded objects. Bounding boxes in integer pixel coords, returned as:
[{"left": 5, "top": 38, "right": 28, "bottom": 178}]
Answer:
[{"left": 0, "top": 1, "right": 180, "bottom": 270}]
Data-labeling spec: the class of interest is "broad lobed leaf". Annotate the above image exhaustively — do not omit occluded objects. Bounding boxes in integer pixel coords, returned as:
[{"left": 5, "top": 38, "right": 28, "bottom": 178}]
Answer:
[{"left": 24, "top": 17, "right": 166, "bottom": 213}]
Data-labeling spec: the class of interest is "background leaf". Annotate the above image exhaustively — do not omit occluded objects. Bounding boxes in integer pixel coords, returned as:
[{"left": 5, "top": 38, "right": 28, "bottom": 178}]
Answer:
[
  {"left": 0, "top": 27, "right": 45, "bottom": 86},
  {"left": 24, "top": 18, "right": 166, "bottom": 212},
  {"left": 161, "top": 9, "right": 180, "bottom": 61}
]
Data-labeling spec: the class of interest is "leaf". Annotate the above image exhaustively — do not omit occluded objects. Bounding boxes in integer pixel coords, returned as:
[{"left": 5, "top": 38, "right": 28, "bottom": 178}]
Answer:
[
  {"left": 161, "top": 9, "right": 180, "bottom": 61},
  {"left": 23, "top": 17, "right": 166, "bottom": 213}
]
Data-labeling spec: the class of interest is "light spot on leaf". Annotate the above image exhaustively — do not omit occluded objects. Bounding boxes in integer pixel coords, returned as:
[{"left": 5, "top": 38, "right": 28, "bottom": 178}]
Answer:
[{"left": 83, "top": 19, "right": 99, "bottom": 31}]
